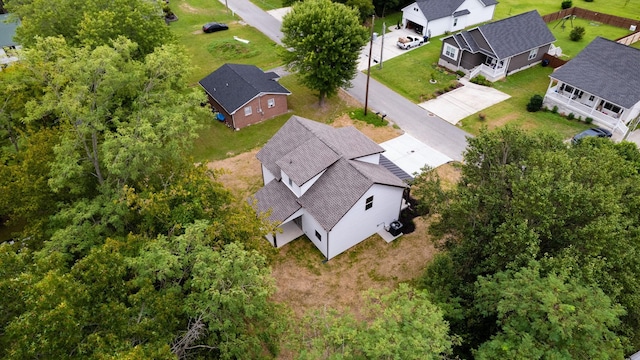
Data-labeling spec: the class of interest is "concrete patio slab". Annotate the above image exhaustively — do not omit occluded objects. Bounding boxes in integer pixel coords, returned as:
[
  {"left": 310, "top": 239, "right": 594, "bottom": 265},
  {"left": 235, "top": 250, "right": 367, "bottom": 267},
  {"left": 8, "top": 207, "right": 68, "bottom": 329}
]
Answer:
[
  {"left": 380, "top": 133, "right": 453, "bottom": 176},
  {"left": 419, "top": 78, "right": 511, "bottom": 125}
]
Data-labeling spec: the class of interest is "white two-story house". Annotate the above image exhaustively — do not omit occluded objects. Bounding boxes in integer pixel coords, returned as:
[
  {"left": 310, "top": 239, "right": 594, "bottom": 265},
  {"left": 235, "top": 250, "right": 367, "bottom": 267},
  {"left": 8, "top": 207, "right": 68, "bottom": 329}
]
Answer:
[{"left": 252, "top": 116, "right": 408, "bottom": 260}]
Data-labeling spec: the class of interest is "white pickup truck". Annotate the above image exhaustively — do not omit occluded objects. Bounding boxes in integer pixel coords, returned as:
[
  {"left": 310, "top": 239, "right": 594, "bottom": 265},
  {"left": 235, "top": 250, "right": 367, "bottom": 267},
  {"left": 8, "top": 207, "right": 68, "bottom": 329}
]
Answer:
[{"left": 396, "top": 36, "right": 424, "bottom": 50}]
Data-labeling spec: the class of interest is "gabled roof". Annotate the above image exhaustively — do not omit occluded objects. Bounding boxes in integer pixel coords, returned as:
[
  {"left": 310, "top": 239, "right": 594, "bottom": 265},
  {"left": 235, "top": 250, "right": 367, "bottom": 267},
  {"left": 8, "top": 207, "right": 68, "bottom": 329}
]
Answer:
[
  {"left": 257, "top": 116, "right": 384, "bottom": 183},
  {"left": 478, "top": 10, "right": 555, "bottom": 59},
  {"left": 254, "top": 116, "right": 406, "bottom": 230},
  {"left": 550, "top": 37, "right": 640, "bottom": 109},
  {"left": 198, "top": 64, "right": 290, "bottom": 114},
  {"left": 446, "top": 10, "right": 555, "bottom": 59},
  {"left": 253, "top": 180, "right": 301, "bottom": 223},
  {"left": 415, "top": 0, "right": 465, "bottom": 21},
  {"left": 0, "top": 14, "right": 20, "bottom": 48},
  {"left": 413, "top": 0, "right": 496, "bottom": 21}
]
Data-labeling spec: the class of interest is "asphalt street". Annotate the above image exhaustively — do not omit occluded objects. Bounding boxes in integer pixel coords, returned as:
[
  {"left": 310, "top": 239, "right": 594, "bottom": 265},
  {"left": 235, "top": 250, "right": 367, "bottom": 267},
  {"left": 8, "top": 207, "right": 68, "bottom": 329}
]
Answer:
[{"left": 220, "top": 0, "right": 471, "bottom": 161}]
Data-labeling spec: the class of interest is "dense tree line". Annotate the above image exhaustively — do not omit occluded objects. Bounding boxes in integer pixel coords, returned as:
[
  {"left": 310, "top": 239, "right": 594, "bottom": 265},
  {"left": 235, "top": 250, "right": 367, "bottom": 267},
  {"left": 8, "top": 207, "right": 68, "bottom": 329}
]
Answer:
[{"left": 413, "top": 127, "right": 640, "bottom": 358}]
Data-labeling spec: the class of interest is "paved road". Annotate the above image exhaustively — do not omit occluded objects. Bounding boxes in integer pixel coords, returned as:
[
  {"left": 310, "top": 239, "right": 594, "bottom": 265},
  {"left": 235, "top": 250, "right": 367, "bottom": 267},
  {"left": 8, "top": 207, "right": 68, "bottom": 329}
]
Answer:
[{"left": 221, "top": 0, "right": 470, "bottom": 161}]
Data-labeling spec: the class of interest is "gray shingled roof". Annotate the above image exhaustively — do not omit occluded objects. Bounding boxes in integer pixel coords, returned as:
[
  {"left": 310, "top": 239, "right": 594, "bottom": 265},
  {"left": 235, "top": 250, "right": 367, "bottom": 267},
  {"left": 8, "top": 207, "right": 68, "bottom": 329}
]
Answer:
[
  {"left": 0, "top": 14, "right": 19, "bottom": 48},
  {"left": 253, "top": 180, "right": 301, "bottom": 223},
  {"left": 198, "top": 64, "right": 290, "bottom": 114},
  {"left": 478, "top": 10, "right": 555, "bottom": 59},
  {"left": 478, "top": 0, "right": 498, "bottom": 6},
  {"left": 550, "top": 37, "right": 640, "bottom": 109},
  {"left": 416, "top": 0, "right": 465, "bottom": 21},
  {"left": 380, "top": 155, "right": 413, "bottom": 181},
  {"left": 254, "top": 116, "right": 407, "bottom": 231},
  {"left": 276, "top": 137, "right": 340, "bottom": 186}
]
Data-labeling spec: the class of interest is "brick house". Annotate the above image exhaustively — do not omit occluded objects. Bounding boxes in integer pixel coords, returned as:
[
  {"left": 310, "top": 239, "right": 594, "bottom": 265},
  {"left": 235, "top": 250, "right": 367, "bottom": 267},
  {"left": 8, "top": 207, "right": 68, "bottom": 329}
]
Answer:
[{"left": 199, "top": 64, "right": 291, "bottom": 129}]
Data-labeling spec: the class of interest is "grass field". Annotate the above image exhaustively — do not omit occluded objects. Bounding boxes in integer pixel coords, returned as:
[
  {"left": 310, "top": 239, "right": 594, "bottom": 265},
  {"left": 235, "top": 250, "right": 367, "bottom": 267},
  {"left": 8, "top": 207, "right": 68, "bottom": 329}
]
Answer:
[
  {"left": 494, "top": 0, "right": 640, "bottom": 20},
  {"left": 458, "top": 66, "right": 590, "bottom": 138},
  {"left": 548, "top": 17, "right": 634, "bottom": 58},
  {"left": 170, "top": 0, "right": 284, "bottom": 85}
]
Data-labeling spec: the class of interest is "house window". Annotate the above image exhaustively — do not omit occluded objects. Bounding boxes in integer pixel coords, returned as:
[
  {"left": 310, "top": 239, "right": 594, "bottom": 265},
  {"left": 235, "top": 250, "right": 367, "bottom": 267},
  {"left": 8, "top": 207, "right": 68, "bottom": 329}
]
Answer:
[
  {"left": 453, "top": 17, "right": 458, "bottom": 27},
  {"left": 365, "top": 195, "right": 374, "bottom": 210},
  {"left": 443, "top": 44, "right": 458, "bottom": 60},
  {"left": 315, "top": 230, "right": 321, "bottom": 241},
  {"left": 244, "top": 106, "right": 252, "bottom": 116},
  {"left": 528, "top": 48, "right": 538, "bottom": 60},
  {"left": 267, "top": 98, "right": 275, "bottom": 108},
  {"left": 288, "top": 177, "right": 293, "bottom": 187},
  {"left": 603, "top": 102, "right": 622, "bottom": 114},
  {"left": 589, "top": 95, "right": 595, "bottom": 101}
]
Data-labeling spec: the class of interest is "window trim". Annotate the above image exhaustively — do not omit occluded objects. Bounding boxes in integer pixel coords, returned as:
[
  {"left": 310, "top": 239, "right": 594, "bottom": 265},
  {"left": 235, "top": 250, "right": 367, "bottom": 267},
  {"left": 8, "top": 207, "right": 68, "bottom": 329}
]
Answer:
[
  {"left": 365, "top": 195, "right": 374, "bottom": 211},
  {"left": 528, "top": 48, "right": 538, "bottom": 61},
  {"left": 443, "top": 44, "right": 458, "bottom": 60},
  {"left": 244, "top": 106, "right": 252, "bottom": 116},
  {"left": 315, "top": 230, "right": 321, "bottom": 241},
  {"left": 267, "top": 98, "right": 276, "bottom": 108}
]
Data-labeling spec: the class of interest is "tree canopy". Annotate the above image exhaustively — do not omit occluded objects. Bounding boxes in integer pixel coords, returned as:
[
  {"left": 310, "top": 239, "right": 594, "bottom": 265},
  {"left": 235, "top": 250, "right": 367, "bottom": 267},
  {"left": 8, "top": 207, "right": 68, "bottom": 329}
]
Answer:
[
  {"left": 5, "top": 0, "right": 173, "bottom": 57},
  {"left": 415, "top": 127, "right": 640, "bottom": 357},
  {"left": 281, "top": 0, "right": 368, "bottom": 105}
]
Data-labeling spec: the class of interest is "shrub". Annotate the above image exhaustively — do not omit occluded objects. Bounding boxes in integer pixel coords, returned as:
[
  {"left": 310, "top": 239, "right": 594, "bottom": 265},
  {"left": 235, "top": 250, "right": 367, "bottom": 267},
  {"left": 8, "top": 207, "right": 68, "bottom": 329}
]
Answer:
[
  {"left": 561, "top": 0, "right": 572, "bottom": 8},
  {"left": 527, "top": 94, "right": 544, "bottom": 112},
  {"left": 552, "top": 105, "right": 559, "bottom": 114},
  {"left": 567, "top": 112, "right": 575, "bottom": 120},
  {"left": 585, "top": 117, "right": 594, "bottom": 124},
  {"left": 570, "top": 26, "right": 586, "bottom": 41},
  {"left": 478, "top": 113, "right": 486, "bottom": 121},
  {"left": 456, "top": 70, "right": 466, "bottom": 77},
  {"left": 584, "top": 0, "right": 593, "bottom": 2},
  {"left": 470, "top": 75, "right": 492, "bottom": 87}
]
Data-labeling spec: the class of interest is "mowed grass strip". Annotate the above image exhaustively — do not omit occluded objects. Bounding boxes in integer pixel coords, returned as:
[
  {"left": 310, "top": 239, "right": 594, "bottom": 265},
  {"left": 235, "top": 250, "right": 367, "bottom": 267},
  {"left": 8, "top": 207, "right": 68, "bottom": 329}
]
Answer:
[
  {"left": 549, "top": 18, "right": 634, "bottom": 58},
  {"left": 457, "top": 66, "right": 590, "bottom": 138}
]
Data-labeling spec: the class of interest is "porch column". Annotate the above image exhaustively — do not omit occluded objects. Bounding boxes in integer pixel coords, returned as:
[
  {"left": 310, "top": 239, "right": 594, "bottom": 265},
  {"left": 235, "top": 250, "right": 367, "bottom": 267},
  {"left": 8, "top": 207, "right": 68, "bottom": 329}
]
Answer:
[{"left": 566, "top": 86, "right": 577, "bottom": 105}]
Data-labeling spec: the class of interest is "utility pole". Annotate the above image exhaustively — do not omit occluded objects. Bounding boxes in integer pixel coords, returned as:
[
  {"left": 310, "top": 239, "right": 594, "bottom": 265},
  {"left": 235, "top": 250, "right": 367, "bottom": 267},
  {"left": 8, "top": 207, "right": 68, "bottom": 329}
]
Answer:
[
  {"left": 364, "top": 15, "right": 374, "bottom": 116},
  {"left": 379, "top": 22, "right": 385, "bottom": 69}
]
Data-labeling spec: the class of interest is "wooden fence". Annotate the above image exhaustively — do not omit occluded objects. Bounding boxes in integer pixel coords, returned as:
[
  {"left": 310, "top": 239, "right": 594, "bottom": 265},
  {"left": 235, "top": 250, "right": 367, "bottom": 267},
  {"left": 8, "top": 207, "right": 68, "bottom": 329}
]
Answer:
[
  {"left": 542, "top": 53, "right": 568, "bottom": 68},
  {"left": 542, "top": 7, "right": 639, "bottom": 31}
]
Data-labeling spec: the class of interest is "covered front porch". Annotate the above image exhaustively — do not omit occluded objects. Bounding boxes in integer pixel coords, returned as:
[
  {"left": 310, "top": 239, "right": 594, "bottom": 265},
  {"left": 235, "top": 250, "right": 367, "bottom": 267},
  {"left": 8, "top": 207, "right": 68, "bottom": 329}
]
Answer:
[
  {"left": 543, "top": 79, "right": 628, "bottom": 132},
  {"left": 467, "top": 57, "right": 508, "bottom": 82}
]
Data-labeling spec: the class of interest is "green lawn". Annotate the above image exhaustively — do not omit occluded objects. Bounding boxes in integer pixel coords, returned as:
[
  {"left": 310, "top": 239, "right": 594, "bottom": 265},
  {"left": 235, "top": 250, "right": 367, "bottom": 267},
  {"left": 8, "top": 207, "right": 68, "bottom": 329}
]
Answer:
[
  {"left": 252, "top": 0, "right": 284, "bottom": 11},
  {"left": 368, "top": 37, "right": 459, "bottom": 103},
  {"left": 170, "top": 0, "right": 284, "bottom": 85},
  {"left": 548, "top": 18, "right": 634, "bottom": 58},
  {"left": 190, "top": 74, "right": 359, "bottom": 161},
  {"left": 495, "top": 0, "right": 640, "bottom": 21},
  {"left": 458, "top": 66, "right": 590, "bottom": 138}
]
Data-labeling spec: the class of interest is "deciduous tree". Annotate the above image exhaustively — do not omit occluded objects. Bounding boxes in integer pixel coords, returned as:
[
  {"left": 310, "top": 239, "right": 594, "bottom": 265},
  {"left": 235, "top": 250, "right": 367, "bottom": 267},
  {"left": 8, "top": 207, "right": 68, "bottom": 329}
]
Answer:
[
  {"left": 6, "top": 0, "right": 173, "bottom": 57},
  {"left": 281, "top": 0, "right": 368, "bottom": 106}
]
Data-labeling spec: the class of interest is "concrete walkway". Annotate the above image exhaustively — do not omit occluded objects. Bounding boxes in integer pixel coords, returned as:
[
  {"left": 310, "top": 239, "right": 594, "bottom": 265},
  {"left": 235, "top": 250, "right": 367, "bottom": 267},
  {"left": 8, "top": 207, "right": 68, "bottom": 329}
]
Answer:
[{"left": 419, "top": 78, "right": 511, "bottom": 125}]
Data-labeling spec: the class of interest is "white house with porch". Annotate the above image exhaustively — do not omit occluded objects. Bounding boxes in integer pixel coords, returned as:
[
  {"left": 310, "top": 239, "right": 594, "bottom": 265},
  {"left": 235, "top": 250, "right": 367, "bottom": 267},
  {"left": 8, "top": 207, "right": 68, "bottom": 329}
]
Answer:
[
  {"left": 400, "top": 0, "right": 497, "bottom": 38},
  {"left": 543, "top": 37, "right": 640, "bottom": 135},
  {"left": 251, "top": 116, "right": 408, "bottom": 260}
]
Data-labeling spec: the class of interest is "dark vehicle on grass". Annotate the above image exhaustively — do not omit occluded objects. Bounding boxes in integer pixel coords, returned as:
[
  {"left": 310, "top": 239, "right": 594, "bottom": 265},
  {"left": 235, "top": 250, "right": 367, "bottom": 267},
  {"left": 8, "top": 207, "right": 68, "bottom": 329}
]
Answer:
[
  {"left": 203, "top": 22, "right": 229, "bottom": 33},
  {"left": 571, "top": 127, "right": 612, "bottom": 144}
]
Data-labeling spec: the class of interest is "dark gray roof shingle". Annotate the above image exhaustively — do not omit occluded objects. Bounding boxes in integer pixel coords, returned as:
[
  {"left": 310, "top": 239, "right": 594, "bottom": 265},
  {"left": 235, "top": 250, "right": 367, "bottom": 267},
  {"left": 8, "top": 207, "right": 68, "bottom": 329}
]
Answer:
[
  {"left": 199, "top": 64, "right": 290, "bottom": 114},
  {"left": 276, "top": 137, "right": 340, "bottom": 186},
  {"left": 416, "top": 0, "right": 465, "bottom": 21},
  {"left": 550, "top": 37, "right": 640, "bottom": 109},
  {"left": 253, "top": 180, "right": 301, "bottom": 223},
  {"left": 478, "top": 10, "right": 555, "bottom": 59}
]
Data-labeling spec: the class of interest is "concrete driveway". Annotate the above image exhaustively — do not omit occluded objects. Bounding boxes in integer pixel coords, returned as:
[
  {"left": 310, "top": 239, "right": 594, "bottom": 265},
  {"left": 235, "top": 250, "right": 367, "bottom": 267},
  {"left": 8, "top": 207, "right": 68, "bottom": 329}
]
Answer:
[
  {"left": 419, "top": 78, "right": 511, "bottom": 125},
  {"left": 380, "top": 134, "right": 453, "bottom": 176}
]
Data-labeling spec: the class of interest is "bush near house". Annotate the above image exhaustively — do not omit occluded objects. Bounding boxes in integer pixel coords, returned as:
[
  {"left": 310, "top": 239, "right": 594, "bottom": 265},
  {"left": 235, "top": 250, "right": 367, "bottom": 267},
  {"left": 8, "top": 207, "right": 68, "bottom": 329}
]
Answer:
[
  {"left": 527, "top": 94, "right": 544, "bottom": 112},
  {"left": 561, "top": 0, "right": 572, "bottom": 9}
]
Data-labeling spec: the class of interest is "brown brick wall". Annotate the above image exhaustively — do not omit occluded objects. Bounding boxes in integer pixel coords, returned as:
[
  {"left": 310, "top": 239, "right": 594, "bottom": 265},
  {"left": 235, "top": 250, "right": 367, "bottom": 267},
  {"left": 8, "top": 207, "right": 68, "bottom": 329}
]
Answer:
[{"left": 231, "top": 94, "right": 289, "bottom": 129}]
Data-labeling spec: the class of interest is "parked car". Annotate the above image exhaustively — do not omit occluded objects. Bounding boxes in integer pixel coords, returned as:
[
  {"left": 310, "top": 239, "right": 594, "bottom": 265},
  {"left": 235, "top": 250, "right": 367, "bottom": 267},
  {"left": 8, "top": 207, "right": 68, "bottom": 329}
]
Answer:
[
  {"left": 203, "top": 22, "right": 229, "bottom": 33},
  {"left": 571, "top": 127, "right": 612, "bottom": 144},
  {"left": 396, "top": 36, "right": 423, "bottom": 50}
]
